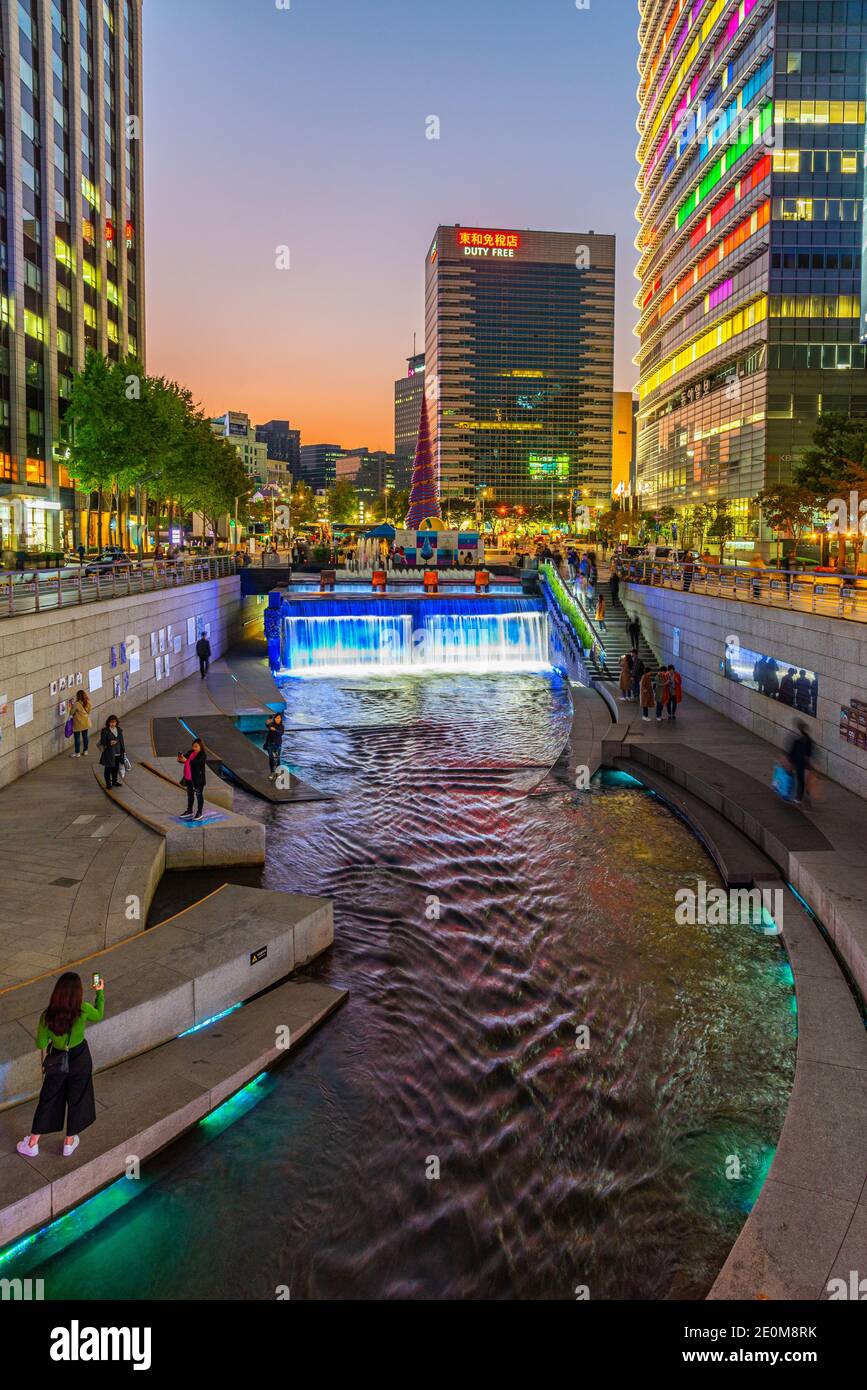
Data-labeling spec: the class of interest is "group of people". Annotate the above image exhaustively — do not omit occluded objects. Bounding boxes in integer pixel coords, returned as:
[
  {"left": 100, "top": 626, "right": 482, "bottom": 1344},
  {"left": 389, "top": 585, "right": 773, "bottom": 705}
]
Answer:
[
  {"left": 751, "top": 657, "right": 817, "bottom": 716},
  {"left": 619, "top": 652, "right": 684, "bottom": 723}
]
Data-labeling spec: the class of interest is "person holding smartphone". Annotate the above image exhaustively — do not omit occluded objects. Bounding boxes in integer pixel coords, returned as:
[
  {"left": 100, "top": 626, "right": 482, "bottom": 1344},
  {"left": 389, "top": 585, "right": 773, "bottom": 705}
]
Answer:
[
  {"left": 17, "top": 971, "right": 105, "bottom": 1159},
  {"left": 177, "top": 738, "right": 207, "bottom": 819}
]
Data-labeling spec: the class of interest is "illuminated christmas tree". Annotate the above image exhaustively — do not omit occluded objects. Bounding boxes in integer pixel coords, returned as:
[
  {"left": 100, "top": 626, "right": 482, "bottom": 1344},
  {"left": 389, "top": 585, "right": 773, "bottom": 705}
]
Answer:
[{"left": 406, "top": 397, "right": 441, "bottom": 529}]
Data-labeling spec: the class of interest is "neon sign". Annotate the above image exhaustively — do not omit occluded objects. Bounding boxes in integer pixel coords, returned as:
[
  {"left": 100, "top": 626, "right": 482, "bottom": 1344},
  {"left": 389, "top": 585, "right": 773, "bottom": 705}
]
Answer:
[
  {"left": 457, "top": 227, "right": 520, "bottom": 259},
  {"left": 529, "top": 453, "right": 570, "bottom": 478}
]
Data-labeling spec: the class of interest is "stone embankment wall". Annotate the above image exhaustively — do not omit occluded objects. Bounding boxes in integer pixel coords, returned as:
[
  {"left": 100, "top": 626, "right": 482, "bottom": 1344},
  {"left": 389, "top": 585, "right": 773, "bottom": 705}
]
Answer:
[
  {"left": 623, "top": 581, "right": 867, "bottom": 798},
  {"left": 0, "top": 576, "right": 244, "bottom": 790}
]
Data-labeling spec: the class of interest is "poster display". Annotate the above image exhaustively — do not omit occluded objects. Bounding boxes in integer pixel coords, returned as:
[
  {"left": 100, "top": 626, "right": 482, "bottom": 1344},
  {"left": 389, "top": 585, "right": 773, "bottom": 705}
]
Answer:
[
  {"left": 88, "top": 666, "right": 103, "bottom": 693},
  {"left": 14, "top": 694, "right": 34, "bottom": 728}
]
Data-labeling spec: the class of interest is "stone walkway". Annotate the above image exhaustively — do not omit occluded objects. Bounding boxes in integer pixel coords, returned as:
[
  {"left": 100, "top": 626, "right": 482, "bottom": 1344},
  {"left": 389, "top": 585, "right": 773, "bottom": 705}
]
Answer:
[{"left": 0, "top": 646, "right": 277, "bottom": 993}]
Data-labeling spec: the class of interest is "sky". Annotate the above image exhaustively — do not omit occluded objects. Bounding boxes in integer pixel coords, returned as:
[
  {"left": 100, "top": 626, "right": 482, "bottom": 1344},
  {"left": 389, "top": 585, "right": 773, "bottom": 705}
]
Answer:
[{"left": 143, "top": 0, "right": 640, "bottom": 451}]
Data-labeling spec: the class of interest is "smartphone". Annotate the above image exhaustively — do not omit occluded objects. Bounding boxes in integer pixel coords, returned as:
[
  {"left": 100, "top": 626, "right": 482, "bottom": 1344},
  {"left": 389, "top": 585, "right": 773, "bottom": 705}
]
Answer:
[{"left": 92, "top": 972, "right": 102, "bottom": 989}]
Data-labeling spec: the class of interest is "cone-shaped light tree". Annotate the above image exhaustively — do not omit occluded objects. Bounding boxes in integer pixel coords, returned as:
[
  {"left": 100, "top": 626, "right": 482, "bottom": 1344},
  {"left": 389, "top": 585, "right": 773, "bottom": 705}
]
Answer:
[{"left": 406, "top": 396, "right": 441, "bottom": 529}]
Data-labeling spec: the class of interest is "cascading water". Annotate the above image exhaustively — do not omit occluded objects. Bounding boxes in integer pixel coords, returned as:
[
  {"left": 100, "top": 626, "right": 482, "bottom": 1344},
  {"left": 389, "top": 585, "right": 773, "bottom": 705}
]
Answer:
[{"left": 277, "top": 597, "right": 549, "bottom": 675}]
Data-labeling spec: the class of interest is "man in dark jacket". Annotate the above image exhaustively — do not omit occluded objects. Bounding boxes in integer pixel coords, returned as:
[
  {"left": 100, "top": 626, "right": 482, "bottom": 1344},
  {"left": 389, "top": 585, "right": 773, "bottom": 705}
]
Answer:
[
  {"left": 786, "top": 721, "right": 813, "bottom": 803},
  {"left": 627, "top": 615, "right": 641, "bottom": 651},
  {"left": 263, "top": 713, "right": 285, "bottom": 780},
  {"left": 196, "top": 634, "right": 212, "bottom": 679}
]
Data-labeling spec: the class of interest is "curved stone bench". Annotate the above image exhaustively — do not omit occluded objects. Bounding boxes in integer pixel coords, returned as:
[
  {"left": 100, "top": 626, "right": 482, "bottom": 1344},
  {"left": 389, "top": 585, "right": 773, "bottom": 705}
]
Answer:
[
  {"left": 93, "top": 763, "right": 265, "bottom": 868},
  {"left": 0, "top": 882, "right": 333, "bottom": 1113}
]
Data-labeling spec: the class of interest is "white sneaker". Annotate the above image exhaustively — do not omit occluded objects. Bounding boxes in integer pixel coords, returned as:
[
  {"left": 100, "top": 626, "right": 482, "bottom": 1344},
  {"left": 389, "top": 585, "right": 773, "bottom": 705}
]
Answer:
[
  {"left": 63, "top": 1136, "right": 80, "bottom": 1158},
  {"left": 17, "top": 1138, "right": 39, "bottom": 1157},
  {"left": 70, "top": 753, "right": 80, "bottom": 758}
]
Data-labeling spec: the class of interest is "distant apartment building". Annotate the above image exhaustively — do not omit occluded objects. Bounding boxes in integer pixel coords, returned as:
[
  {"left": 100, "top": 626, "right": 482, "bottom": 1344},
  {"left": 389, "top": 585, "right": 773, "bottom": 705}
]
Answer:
[
  {"left": 336, "top": 450, "right": 404, "bottom": 497},
  {"left": 255, "top": 419, "right": 300, "bottom": 476},
  {"left": 394, "top": 352, "right": 425, "bottom": 465},
  {"left": 298, "top": 442, "right": 346, "bottom": 492},
  {"left": 0, "top": 0, "right": 146, "bottom": 554},
  {"left": 211, "top": 411, "right": 268, "bottom": 487}
]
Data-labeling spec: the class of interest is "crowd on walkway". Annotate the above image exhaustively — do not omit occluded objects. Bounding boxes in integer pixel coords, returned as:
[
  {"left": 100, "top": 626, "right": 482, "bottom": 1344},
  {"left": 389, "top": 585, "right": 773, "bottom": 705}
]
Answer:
[{"left": 619, "top": 652, "right": 684, "bottom": 723}]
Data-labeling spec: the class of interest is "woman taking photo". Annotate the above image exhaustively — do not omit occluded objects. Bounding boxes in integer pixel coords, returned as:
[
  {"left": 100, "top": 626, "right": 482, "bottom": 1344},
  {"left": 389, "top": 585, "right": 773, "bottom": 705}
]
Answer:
[
  {"left": 177, "top": 738, "right": 207, "bottom": 819},
  {"left": 17, "top": 971, "right": 105, "bottom": 1158},
  {"left": 99, "top": 714, "right": 126, "bottom": 788}
]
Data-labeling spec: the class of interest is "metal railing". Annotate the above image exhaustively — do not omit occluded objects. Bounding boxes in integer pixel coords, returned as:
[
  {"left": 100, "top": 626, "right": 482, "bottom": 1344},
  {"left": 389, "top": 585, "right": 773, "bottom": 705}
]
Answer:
[
  {"left": 0, "top": 554, "right": 237, "bottom": 618},
  {"left": 622, "top": 559, "right": 867, "bottom": 622}
]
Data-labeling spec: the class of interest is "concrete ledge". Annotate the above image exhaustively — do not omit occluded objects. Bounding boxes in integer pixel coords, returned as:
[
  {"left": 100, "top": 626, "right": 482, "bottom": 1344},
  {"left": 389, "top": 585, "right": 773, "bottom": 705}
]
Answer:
[
  {"left": 0, "top": 883, "right": 334, "bottom": 1111},
  {"left": 0, "top": 976, "right": 347, "bottom": 1248},
  {"left": 93, "top": 762, "right": 265, "bottom": 867}
]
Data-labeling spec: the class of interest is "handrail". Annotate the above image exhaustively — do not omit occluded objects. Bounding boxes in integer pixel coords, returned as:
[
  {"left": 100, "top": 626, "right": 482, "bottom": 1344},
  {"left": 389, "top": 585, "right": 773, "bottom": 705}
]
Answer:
[
  {"left": 620, "top": 558, "right": 867, "bottom": 622},
  {"left": 0, "top": 554, "right": 238, "bottom": 619}
]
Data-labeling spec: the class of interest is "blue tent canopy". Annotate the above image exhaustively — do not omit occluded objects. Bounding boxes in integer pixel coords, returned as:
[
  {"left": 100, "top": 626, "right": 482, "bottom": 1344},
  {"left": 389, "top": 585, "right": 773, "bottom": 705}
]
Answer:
[{"left": 365, "top": 524, "right": 396, "bottom": 539}]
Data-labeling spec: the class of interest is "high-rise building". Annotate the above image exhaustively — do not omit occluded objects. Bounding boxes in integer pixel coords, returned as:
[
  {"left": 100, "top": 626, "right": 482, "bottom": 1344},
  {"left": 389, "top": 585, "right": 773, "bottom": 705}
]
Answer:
[
  {"left": 424, "top": 224, "right": 615, "bottom": 516},
  {"left": 635, "top": 0, "right": 867, "bottom": 541},
  {"left": 212, "top": 411, "right": 268, "bottom": 486},
  {"left": 255, "top": 419, "right": 300, "bottom": 476},
  {"left": 394, "top": 352, "right": 425, "bottom": 464},
  {"left": 612, "top": 391, "right": 637, "bottom": 499},
  {"left": 0, "top": 0, "right": 145, "bottom": 555},
  {"left": 299, "top": 443, "right": 347, "bottom": 492}
]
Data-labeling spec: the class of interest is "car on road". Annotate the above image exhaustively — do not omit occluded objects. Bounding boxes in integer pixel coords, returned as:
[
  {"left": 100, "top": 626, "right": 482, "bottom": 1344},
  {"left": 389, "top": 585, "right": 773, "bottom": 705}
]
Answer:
[{"left": 84, "top": 547, "right": 134, "bottom": 576}]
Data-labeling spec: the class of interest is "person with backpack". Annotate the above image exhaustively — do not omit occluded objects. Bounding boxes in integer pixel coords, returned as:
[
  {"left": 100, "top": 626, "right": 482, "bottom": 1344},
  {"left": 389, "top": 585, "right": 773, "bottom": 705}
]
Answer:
[
  {"left": 70, "top": 689, "right": 92, "bottom": 757},
  {"left": 196, "top": 633, "right": 212, "bottom": 679},
  {"left": 17, "top": 971, "right": 105, "bottom": 1159},
  {"left": 264, "top": 712, "right": 285, "bottom": 780},
  {"left": 177, "top": 738, "right": 207, "bottom": 819}
]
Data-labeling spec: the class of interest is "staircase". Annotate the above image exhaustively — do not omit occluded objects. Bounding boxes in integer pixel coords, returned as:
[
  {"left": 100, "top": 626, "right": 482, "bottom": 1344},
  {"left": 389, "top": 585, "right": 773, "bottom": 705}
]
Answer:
[{"left": 579, "top": 580, "right": 661, "bottom": 682}]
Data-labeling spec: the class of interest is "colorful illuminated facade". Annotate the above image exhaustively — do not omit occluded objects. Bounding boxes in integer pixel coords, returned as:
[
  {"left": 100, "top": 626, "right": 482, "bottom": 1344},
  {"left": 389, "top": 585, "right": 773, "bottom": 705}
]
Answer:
[
  {"left": 635, "top": 0, "right": 867, "bottom": 541},
  {"left": 0, "top": 0, "right": 145, "bottom": 554},
  {"left": 424, "top": 224, "right": 615, "bottom": 514}
]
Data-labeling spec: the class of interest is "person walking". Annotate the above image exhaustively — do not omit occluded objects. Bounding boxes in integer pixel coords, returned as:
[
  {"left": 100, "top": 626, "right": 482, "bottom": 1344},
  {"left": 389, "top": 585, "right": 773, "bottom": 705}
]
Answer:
[
  {"left": 627, "top": 614, "right": 641, "bottom": 651},
  {"left": 786, "top": 720, "right": 813, "bottom": 804},
  {"left": 196, "top": 633, "right": 212, "bottom": 679},
  {"left": 98, "top": 715, "right": 125, "bottom": 789},
  {"left": 666, "top": 664, "right": 683, "bottom": 720},
  {"left": 177, "top": 738, "right": 207, "bottom": 819},
  {"left": 609, "top": 570, "right": 620, "bottom": 606},
  {"left": 654, "top": 667, "right": 670, "bottom": 722},
  {"left": 264, "top": 711, "right": 285, "bottom": 780},
  {"left": 794, "top": 669, "right": 813, "bottom": 714},
  {"left": 619, "top": 652, "right": 634, "bottom": 702},
  {"left": 639, "top": 669, "right": 655, "bottom": 722},
  {"left": 595, "top": 593, "right": 606, "bottom": 631},
  {"left": 70, "top": 689, "right": 92, "bottom": 757},
  {"left": 17, "top": 971, "right": 105, "bottom": 1159}
]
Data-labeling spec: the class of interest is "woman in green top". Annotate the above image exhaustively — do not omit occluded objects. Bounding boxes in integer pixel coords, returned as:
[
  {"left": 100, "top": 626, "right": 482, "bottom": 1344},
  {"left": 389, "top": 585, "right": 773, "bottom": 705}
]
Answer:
[{"left": 17, "top": 970, "right": 105, "bottom": 1159}]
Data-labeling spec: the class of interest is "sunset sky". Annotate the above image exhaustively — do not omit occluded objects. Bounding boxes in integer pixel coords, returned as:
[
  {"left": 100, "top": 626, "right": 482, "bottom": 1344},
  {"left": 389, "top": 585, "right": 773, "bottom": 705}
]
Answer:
[{"left": 143, "top": 0, "right": 640, "bottom": 452}]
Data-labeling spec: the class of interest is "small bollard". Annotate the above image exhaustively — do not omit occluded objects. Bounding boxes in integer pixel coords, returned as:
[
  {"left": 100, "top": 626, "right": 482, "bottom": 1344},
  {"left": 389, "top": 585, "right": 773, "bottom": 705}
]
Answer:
[
  {"left": 321, "top": 569, "right": 336, "bottom": 592},
  {"left": 423, "top": 569, "right": 439, "bottom": 593},
  {"left": 474, "top": 569, "right": 490, "bottom": 593},
  {"left": 372, "top": 569, "right": 387, "bottom": 593}
]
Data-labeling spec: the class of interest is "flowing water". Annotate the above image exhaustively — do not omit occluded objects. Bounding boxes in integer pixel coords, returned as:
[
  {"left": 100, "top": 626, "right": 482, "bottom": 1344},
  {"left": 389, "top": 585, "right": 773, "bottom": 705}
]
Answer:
[{"left": 3, "top": 667, "right": 796, "bottom": 1301}]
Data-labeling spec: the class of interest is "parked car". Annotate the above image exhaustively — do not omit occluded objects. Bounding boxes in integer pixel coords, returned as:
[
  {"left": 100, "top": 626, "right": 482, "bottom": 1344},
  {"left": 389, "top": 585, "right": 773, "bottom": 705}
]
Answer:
[{"left": 84, "top": 547, "right": 133, "bottom": 576}]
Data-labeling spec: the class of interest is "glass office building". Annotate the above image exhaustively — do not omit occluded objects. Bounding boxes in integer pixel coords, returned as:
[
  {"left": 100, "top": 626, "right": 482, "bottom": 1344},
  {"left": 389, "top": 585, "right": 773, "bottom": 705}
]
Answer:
[
  {"left": 0, "top": 0, "right": 144, "bottom": 555},
  {"left": 394, "top": 351, "right": 425, "bottom": 466},
  {"left": 635, "top": 0, "right": 867, "bottom": 543},
  {"left": 424, "top": 225, "right": 615, "bottom": 516}
]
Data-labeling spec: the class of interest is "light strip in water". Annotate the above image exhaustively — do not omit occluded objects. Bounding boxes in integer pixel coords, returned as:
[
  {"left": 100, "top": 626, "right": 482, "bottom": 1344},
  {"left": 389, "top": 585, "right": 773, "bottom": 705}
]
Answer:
[
  {"left": 0, "top": 1072, "right": 274, "bottom": 1274},
  {"left": 178, "top": 1003, "right": 242, "bottom": 1037}
]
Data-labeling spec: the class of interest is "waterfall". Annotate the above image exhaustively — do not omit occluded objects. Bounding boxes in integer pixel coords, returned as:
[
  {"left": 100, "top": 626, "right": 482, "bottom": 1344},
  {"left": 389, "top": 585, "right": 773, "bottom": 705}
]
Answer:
[{"left": 280, "top": 608, "right": 549, "bottom": 675}]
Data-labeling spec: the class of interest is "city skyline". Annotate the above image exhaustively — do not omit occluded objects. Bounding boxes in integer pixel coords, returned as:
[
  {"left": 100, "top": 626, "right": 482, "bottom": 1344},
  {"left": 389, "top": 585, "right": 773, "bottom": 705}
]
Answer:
[{"left": 142, "top": 0, "right": 640, "bottom": 451}]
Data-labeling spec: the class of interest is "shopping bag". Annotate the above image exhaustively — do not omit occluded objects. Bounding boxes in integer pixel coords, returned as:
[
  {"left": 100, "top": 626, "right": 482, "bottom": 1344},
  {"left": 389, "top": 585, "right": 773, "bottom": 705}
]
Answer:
[
  {"left": 772, "top": 765, "right": 793, "bottom": 800},
  {"left": 64, "top": 718, "right": 74, "bottom": 738}
]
